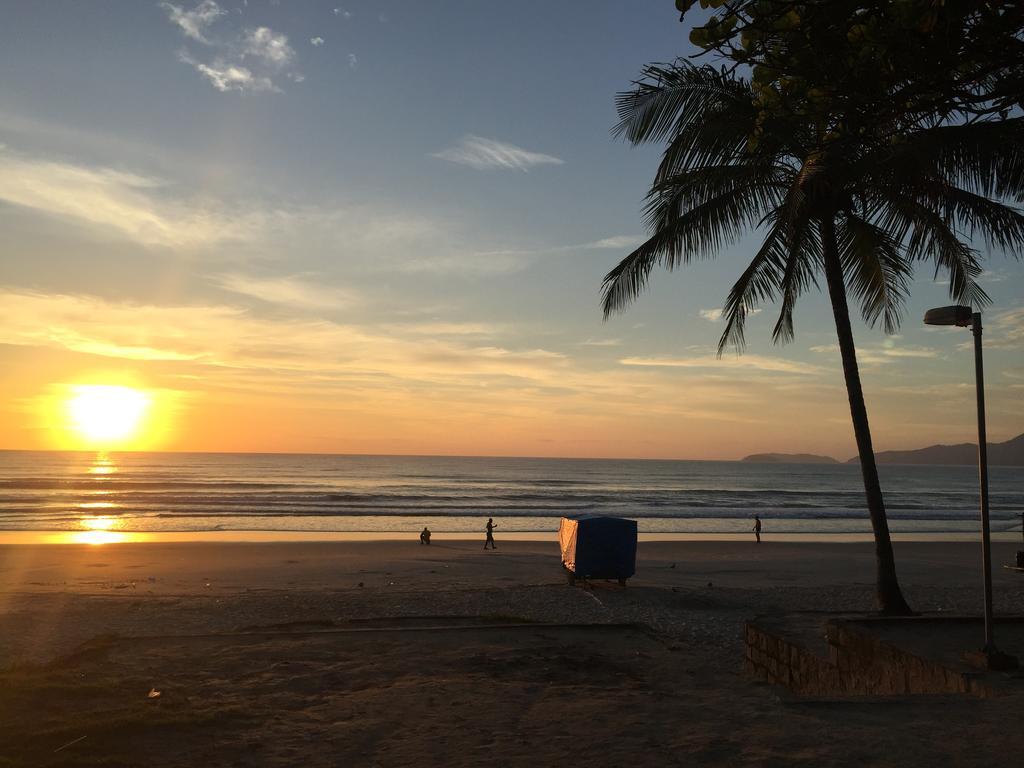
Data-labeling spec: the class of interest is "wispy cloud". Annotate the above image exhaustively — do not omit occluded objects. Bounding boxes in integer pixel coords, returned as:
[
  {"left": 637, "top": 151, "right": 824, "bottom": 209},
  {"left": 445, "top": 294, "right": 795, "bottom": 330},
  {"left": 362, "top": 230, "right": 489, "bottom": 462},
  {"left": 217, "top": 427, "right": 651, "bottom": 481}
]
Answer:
[
  {"left": 620, "top": 355, "right": 824, "bottom": 376},
  {"left": 348, "top": 53, "right": 358, "bottom": 69},
  {"left": 160, "top": 0, "right": 225, "bottom": 43},
  {"left": 163, "top": 2, "right": 301, "bottom": 93},
  {"left": 877, "top": 347, "right": 938, "bottom": 359},
  {"left": 382, "top": 322, "right": 503, "bottom": 338},
  {"left": 242, "top": 27, "right": 295, "bottom": 67},
  {"left": 178, "top": 51, "right": 278, "bottom": 93},
  {"left": 979, "top": 269, "right": 1007, "bottom": 283},
  {"left": 0, "top": 289, "right": 569, "bottom": 388},
  {"left": 699, "top": 307, "right": 761, "bottom": 322},
  {"left": 809, "top": 341, "right": 939, "bottom": 363},
  {"left": 0, "top": 143, "right": 559, "bottom": 272},
  {"left": 0, "top": 147, "right": 249, "bottom": 247},
  {"left": 432, "top": 136, "right": 564, "bottom": 171},
  {"left": 211, "top": 274, "right": 358, "bottom": 310},
  {"left": 580, "top": 235, "right": 644, "bottom": 250},
  {"left": 987, "top": 307, "right": 1024, "bottom": 349},
  {"left": 310, "top": 36, "right": 325, "bottom": 47},
  {"left": 580, "top": 338, "right": 622, "bottom": 347},
  {"left": 475, "top": 234, "right": 644, "bottom": 260}
]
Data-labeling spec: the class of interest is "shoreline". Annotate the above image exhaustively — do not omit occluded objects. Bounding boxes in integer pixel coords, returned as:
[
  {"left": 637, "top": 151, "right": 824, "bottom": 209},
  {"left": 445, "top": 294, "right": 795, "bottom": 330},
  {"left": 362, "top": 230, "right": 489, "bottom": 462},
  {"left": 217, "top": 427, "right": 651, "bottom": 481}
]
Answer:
[{"left": 1, "top": 528, "right": 1022, "bottom": 545}]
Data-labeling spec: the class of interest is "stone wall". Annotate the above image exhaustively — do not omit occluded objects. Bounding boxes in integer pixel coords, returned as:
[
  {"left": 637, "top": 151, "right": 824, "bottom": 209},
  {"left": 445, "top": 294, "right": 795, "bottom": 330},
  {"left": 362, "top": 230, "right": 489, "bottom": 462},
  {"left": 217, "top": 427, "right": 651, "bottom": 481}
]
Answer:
[{"left": 745, "top": 615, "right": 999, "bottom": 697}]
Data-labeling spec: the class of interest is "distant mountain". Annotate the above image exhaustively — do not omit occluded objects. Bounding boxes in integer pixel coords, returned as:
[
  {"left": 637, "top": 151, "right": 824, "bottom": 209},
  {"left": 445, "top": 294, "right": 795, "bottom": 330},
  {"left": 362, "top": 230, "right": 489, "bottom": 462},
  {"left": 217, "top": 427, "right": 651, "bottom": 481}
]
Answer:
[
  {"left": 742, "top": 453, "right": 839, "bottom": 464},
  {"left": 845, "top": 433, "right": 1024, "bottom": 466}
]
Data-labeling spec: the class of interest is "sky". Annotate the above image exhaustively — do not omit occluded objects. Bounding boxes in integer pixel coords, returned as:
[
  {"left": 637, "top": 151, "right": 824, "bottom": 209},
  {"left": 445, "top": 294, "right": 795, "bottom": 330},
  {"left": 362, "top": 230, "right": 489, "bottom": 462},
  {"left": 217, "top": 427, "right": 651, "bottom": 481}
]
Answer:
[{"left": 0, "top": 0, "right": 1021, "bottom": 460}]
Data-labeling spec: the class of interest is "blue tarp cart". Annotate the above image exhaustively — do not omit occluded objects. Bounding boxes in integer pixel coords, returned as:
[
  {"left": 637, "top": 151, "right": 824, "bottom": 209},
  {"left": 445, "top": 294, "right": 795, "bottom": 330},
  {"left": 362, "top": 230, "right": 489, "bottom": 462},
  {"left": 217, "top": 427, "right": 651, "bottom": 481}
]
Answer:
[{"left": 558, "top": 514, "right": 637, "bottom": 586}]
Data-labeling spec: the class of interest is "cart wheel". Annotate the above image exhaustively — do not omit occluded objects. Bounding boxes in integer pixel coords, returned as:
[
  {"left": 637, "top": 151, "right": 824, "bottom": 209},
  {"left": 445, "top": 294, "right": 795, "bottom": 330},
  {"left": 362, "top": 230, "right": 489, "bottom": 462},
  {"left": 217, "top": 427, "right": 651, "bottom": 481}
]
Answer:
[{"left": 618, "top": 578, "right": 627, "bottom": 588}]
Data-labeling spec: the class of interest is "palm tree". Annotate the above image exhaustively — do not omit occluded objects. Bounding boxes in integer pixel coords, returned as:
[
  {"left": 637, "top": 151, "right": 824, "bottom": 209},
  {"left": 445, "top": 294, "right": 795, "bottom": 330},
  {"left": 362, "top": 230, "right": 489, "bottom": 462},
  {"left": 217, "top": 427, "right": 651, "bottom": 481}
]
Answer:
[{"left": 603, "top": 61, "right": 1024, "bottom": 614}]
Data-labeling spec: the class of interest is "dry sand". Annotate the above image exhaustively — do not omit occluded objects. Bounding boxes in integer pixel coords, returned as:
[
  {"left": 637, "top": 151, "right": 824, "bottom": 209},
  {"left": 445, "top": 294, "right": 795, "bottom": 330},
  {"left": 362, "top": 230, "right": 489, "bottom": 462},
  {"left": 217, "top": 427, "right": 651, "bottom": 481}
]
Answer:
[{"left": 1, "top": 539, "right": 1023, "bottom": 767}]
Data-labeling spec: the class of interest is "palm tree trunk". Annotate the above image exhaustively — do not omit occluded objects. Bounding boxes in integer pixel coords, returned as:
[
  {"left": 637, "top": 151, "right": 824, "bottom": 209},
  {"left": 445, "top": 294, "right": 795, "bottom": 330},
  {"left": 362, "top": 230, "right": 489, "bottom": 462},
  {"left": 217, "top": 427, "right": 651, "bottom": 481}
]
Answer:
[{"left": 821, "top": 215, "right": 912, "bottom": 615}]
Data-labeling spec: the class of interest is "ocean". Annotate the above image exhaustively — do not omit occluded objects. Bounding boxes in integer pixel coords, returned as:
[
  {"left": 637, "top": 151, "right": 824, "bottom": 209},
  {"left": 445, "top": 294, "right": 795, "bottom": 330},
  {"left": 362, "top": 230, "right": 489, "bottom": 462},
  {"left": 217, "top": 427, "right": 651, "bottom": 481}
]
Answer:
[{"left": 0, "top": 450, "right": 1022, "bottom": 538}]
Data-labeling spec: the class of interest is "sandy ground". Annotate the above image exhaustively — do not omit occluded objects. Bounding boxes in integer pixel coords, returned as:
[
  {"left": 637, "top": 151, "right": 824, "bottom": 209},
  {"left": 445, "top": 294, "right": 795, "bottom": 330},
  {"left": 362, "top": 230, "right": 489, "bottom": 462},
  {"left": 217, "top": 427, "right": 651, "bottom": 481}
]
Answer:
[{"left": 1, "top": 539, "right": 1023, "bottom": 767}]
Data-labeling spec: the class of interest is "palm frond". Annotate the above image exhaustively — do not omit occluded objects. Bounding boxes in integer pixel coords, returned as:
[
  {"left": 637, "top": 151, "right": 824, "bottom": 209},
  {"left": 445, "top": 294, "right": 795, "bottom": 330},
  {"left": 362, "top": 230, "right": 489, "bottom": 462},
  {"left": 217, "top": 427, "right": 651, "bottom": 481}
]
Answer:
[
  {"left": 718, "top": 181, "right": 810, "bottom": 352},
  {"left": 836, "top": 213, "right": 912, "bottom": 334},
  {"left": 917, "top": 182, "right": 1024, "bottom": 254},
  {"left": 862, "top": 118, "right": 1024, "bottom": 203},
  {"left": 612, "top": 61, "right": 751, "bottom": 146},
  {"left": 874, "top": 195, "right": 991, "bottom": 308},
  {"left": 770, "top": 215, "right": 821, "bottom": 345},
  {"left": 651, "top": 88, "right": 760, "bottom": 183},
  {"left": 601, "top": 181, "right": 775, "bottom": 317},
  {"left": 716, "top": 229, "right": 787, "bottom": 354},
  {"left": 642, "top": 164, "right": 789, "bottom": 233}
]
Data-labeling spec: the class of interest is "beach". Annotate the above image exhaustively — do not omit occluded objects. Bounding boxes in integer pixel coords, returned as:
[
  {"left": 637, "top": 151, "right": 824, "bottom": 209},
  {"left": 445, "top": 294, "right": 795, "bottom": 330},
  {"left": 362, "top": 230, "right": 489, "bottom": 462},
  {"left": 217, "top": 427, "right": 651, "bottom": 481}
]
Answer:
[{"left": 2, "top": 538, "right": 1023, "bottom": 766}]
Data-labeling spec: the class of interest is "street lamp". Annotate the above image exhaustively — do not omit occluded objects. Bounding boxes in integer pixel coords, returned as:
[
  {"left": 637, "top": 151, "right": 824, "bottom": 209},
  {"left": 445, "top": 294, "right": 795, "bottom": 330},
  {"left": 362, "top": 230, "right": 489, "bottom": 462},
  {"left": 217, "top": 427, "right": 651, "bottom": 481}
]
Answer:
[{"left": 924, "top": 306, "right": 1017, "bottom": 670}]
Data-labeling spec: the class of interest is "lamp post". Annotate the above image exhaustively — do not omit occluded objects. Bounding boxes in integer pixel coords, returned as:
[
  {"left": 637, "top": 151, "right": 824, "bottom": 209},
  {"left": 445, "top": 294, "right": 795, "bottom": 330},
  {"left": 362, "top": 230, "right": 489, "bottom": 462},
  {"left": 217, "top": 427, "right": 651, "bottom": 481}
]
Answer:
[{"left": 924, "top": 306, "right": 1017, "bottom": 670}]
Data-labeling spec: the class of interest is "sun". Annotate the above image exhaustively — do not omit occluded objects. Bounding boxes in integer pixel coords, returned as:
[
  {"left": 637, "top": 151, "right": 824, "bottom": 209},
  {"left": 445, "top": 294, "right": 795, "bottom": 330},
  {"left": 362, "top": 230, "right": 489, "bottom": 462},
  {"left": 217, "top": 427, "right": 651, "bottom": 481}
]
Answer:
[{"left": 66, "top": 385, "right": 151, "bottom": 445}]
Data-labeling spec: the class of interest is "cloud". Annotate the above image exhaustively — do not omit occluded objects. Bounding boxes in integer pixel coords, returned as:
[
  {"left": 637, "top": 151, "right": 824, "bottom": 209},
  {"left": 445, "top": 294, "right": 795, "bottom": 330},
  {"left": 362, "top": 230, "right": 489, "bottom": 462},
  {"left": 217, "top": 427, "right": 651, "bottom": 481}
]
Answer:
[
  {"left": 0, "top": 145, "right": 562, "bottom": 272},
  {"left": 310, "top": 36, "right": 325, "bottom": 47},
  {"left": 809, "top": 342, "right": 939, "bottom": 363},
  {"left": 164, "top": 4, "right": 300, "bottom": 93},
  {"left": 160, "top": 0, "right": 225, "bottom": 43},
  {"left": 699, "top": 307, "right": 761, "bottom": 322},
  {"left": 620, "top": 355, "right": 824, "bottom": 376},
  {"left": 334, "top": 8, "right": 352, "bottom": 18},
  {"left": 0, "top": 289, "right": 571, "bottom": 389},
  {"left": 0, "top": 147, "right": 251, "bottom": 247},
  {"left": 6, "top": 289, "right": 935, "bottom": 455},
  {"left": 987, "top": 307, "right": 1024, "bottom": 349},
  {"left": 348, "top": 53, "right": 358, "bottom": 69},
  {"left": 211, "top": 274, "right": 358, "bottom": 310},
  {"left": 580, "top": 339, "right": 622, "bottom": 347},
  {"left": 0, "top": 289, "right": 223, "bottom": 362},
  {"left": 242, "top": 27, "right": 295, "bottom": 67},
  {"left": 382, "top": 322, "right": 503, "bottom": 338},
  {"left": 877, "top": 347, "right": 938, "bottom": 359},
  {"left": 474, "top": 234, "right": 644, "bottom": 261},
  {"left": 579, "top": 235, "right": 644, "bottom": 250},
  {"left": 432, "top": 136, "right": 564, "bottom": 171},
  {"left": 179, "top": 52, "right": 278, "bottom": 93}
]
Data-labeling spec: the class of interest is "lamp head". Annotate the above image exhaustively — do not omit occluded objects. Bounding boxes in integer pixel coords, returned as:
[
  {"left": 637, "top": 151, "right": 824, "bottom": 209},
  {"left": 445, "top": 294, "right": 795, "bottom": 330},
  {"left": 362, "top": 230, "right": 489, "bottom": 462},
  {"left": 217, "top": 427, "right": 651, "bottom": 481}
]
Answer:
[{"left": 924, "top": 305, "right": 973, "bottom": 327}]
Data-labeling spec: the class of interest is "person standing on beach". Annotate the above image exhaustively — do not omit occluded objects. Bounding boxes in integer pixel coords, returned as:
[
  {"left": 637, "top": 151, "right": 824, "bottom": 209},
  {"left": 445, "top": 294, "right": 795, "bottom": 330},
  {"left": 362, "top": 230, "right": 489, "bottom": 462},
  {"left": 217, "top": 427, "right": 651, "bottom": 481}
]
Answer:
[
  {"left": 484, "top": 517, "right": 497, "bottom": 550},
  {"left": 753, "top": 515, "right": 762, "bottom": 543}
]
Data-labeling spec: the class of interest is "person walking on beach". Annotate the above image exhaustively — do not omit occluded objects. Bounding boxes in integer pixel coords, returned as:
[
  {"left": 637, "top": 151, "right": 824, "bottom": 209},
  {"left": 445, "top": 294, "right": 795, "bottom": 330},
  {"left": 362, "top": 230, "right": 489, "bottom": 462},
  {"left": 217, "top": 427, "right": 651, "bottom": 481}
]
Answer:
[
  {"left": 420, "top": 526, "right": 431, "bottom": 545},
  {"left": 753, "top": 515, "right": 762, "bottom": 543},
  {"left": 484, "top": 517, "right": 497, "bottom": 550}
]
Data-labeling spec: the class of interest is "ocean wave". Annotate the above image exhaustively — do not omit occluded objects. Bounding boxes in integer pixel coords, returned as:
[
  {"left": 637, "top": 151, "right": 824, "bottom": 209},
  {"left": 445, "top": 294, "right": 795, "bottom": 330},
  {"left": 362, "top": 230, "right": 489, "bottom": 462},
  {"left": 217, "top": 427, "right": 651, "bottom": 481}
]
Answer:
[{"left": 1, "top": 451, "right": 1021, "bottom": 533}]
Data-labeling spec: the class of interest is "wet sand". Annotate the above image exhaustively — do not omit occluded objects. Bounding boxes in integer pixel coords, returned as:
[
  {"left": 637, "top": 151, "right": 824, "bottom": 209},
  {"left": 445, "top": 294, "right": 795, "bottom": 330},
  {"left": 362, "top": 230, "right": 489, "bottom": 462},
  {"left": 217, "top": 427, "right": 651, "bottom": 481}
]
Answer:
[{"left": 1, "top": 539, "right": 1022, "bottom": 766}]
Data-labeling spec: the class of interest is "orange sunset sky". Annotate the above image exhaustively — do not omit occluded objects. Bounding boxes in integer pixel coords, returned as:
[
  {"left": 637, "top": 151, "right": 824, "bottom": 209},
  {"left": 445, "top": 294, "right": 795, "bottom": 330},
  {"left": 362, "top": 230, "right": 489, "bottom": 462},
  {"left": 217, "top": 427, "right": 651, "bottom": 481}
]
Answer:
[{"left": 1, "top": 2, "right": 1022, "bottom": 460}]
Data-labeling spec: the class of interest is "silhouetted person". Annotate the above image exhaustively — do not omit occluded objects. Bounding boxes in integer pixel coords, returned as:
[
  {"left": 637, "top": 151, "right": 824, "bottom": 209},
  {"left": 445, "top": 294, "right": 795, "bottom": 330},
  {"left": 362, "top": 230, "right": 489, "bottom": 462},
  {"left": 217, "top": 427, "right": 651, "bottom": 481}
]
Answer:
[
  {"left": 420, "top": 526, "right": 431, "bottom": 545},
  {"left": 753, "top": 515, "right": 762, "bottom": 543},
  {"left": 484, "top": 517, "right": 497, "bottom": 550}
]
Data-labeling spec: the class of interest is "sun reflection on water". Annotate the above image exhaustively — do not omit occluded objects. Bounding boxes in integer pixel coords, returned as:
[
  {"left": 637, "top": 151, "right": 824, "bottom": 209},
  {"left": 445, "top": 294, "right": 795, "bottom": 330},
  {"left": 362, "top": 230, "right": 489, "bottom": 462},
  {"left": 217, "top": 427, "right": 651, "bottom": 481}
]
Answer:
[
  {"left": 89, "top": 453, "right": 118, "bottom": 475},
  {"left": 71, "top": 529, "right": 129, "bottom": 545},
  {"left": 72, "top": 515, "right": 130, "bottom": 544},
  {"left": 73, "top": 454, "right": 131, "bottom": 543}
]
